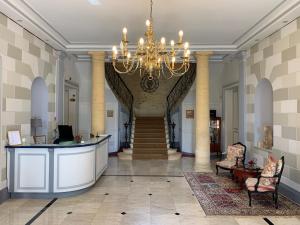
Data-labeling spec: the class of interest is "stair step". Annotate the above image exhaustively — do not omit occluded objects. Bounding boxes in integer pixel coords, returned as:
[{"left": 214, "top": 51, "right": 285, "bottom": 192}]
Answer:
[
  {"left": 133, "top": 143, "right": 167, "bottom": 148},
  {"left": 135, "top": 129, "right": 164, "bottom": 133},
  {"left": 134, "top": 133, "right": 165, "bottom": 138},
  {"left": 135, "top": 124, "right": 164, "bottom": 128},
  {"left": 134, "top": 147, "right": 167, "bottom": 151},
  {"left": 135, "top": 121, "right": 164, "bottom": 125},
  {"left": 134, "top": 138, "right": 165, "bottom": 143},
  {"left": 136, "top": 117, "right": 163, "bottom": 120}
]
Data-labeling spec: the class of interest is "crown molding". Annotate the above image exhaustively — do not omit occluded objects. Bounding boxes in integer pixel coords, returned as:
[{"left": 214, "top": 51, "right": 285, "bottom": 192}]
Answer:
[
  {"left": 66, "top": 44, "right": 238, "bottom": 55},
  {"left": 1, "top": 0, "right": 299, "bottom": 54},
  {"left": 0, "top": 0, "right": 68, "bottom": 50},
  {"left": 235, "top": 0, "right": 300, "bottom": 50},
  {"left": 76, "top": 54, "right": 225, "bottom": 62}
]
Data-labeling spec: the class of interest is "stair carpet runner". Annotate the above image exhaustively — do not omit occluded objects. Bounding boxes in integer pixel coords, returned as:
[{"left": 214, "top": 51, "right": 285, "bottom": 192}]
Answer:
[{"left": 133, "top": 117, "right": 168, "bottom": 160}]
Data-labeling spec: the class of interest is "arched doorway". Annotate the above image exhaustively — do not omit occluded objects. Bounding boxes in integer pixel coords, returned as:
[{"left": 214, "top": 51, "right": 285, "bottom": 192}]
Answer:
[
  {"left": 31, "top": 77, "right": 48, "bottom": 138},
  {"left": 254, "top": 78, "right": 273, "bottom": 148}
]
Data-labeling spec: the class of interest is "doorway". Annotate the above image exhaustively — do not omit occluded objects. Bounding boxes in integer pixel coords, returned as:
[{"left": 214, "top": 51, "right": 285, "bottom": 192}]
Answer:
[
  {"left": 223, "top": 83, "right": 239, "bottom": 153},
  {"left": 64, "top": 81, "right": 79, "bottom": 135},
  {"left": 31, "top": 77, "right": 49, "bottom": 137}
]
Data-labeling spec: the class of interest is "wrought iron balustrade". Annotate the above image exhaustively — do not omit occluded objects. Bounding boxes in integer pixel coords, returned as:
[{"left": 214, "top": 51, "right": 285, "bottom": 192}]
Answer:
[
  {"left": 166, "top": 63, "right": 196, "bottom": 148},
  {"left": 105, "top": 63, "right": 134, "bottom": 148}
]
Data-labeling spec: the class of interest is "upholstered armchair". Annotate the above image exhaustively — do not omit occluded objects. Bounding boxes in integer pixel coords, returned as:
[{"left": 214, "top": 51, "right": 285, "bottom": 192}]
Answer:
[
  {"left": 216, "top": 142, "right": 246, "bottom": 175},
  {"left": 246, "top": 156, "right": 284, "bottom": 209}
]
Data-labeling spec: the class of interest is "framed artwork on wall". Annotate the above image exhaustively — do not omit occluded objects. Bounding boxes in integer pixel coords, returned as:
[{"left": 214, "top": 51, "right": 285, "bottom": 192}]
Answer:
[
  {"left": 186, "top": 110, "right": 194, "bottom": 119},
  {"left": 107, "top": 110, "right": 114, "bottom": 118},
  {"left": 7, "top": 130, "right": 22, "bottom": 146}
]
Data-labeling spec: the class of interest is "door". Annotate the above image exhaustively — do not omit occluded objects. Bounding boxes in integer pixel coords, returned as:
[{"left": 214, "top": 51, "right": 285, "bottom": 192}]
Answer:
[
  {"left": 64, "top": 82, "right": 79, "bottom": 135},
  {"left": 223, "top": 84, "right": 239, "bottom": 152}
]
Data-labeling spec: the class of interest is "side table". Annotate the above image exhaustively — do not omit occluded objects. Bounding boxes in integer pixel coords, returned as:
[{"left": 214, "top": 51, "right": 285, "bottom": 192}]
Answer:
[{"left": 233, "top": 166, "right": 262, "bottom": 189}]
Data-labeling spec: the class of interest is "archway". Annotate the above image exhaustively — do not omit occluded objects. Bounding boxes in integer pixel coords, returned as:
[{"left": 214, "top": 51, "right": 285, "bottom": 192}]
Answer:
[
  {"left": 254, "top": 78, "right": 273, "bottom": 148},
  {"left": 31, "top": 77, "right": 48, "bottom": 137}
]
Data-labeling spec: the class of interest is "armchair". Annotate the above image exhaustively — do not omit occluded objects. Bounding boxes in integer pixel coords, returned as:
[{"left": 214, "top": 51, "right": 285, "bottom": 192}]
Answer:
[
  {"left": 216, "top": 142, "right": 246, "bottom": 175},
  {"left": 246, "top": 156, "right": 284, "bottom": 209}
]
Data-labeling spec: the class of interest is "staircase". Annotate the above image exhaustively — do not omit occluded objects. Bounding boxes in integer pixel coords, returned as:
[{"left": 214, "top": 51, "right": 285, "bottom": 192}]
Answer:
[{"left": 132, "top": 117, "right": 168, "bottom": 159}]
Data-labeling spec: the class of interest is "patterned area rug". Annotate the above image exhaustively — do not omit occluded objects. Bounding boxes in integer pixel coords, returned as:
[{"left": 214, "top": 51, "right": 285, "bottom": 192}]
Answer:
[{"left": 184, "top": 172, "right": 300, "bottom": 216}]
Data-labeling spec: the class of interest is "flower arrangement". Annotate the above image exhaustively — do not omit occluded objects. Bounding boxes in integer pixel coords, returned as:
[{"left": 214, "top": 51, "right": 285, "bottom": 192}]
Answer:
[
  {"left": 74, "top": 135, "right": 82, "bottom": 143},
  {"left": 248, "top": 158, "right": 257, "bottom": 168}
]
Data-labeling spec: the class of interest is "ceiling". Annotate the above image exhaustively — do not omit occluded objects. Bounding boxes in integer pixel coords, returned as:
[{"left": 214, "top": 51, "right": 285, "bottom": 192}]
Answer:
[{"left": 1, "top": 0, "right": 300, "bottom": 55}]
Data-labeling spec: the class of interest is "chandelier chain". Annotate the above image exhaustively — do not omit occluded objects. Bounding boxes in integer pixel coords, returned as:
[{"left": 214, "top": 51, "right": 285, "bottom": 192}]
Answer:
[{"left": 150, "top": 0, "right": 153, "bottom": 21}]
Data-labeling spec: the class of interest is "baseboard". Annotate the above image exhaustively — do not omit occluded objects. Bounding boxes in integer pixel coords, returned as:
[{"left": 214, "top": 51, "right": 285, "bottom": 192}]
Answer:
[
  {"left": 279, "top": 183, "right": 300, "bottom": 205},
  {"left": 181, "top": 152, "right": 195, "bottom": 157},
  {"left": 181, "top": 152, "right": 222, "bottom": 159},
  {"left": 108, "top": 151, "right": 119, "bottom": 157},
  {"left": 0, "top": 188, "right": 9, "bottom": 204}
]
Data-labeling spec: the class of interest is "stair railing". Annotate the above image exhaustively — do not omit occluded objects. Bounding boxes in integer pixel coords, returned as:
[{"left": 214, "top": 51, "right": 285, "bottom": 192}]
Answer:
[
  {"left": 105, "top": 63, "right": 134, "bottom": 148},
  {"left": 166, "top": 63, "right": 196, "bottom": 148}
]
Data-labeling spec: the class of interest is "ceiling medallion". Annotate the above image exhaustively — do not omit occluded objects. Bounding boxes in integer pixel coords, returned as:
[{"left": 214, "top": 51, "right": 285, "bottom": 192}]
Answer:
[
  {"left": 140, "top": 75, "right": 159, "bottom": 93},
  {"left": 112, "top": 0, "right": 190, "bottom": 80}
]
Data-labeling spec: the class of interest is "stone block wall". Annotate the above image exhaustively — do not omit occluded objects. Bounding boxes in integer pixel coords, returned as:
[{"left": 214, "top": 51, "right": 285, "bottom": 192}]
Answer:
[
  {"left": 246, "top": 18, "right": 300, "bottom": 190},
  {"left": 0, "top": 13, "right": 57, "bottom": 190}
]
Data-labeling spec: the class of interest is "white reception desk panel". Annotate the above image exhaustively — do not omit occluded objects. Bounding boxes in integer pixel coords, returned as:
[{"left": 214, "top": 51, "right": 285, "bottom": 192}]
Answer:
[{"left": 7, "top": 135, "right": 110, "bottom": 197}]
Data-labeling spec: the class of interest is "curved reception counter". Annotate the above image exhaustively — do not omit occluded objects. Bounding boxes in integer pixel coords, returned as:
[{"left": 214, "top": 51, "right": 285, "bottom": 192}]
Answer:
[{"left": 6, "top": 135, "right": 111, "bottom": 198}]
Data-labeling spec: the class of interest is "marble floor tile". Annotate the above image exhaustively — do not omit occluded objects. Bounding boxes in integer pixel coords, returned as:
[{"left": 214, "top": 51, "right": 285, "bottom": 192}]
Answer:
[{"left": 0, "top": 157, "right": 299, "bottom": 225}]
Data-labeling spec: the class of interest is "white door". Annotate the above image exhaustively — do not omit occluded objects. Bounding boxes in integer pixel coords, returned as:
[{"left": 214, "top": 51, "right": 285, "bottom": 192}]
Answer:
[{"left": 64, "top": 85, "right": 79, "bottom": 135}]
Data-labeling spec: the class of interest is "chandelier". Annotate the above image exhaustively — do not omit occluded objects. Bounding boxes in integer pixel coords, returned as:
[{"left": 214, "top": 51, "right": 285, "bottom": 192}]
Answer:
[{"left": 111, "top": 0, "right": 190, "bottom": 80}]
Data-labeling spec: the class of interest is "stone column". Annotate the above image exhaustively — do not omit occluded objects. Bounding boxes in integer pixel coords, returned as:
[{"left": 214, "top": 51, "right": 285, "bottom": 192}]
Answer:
[
  {"left": 89, "top": 51, "right": 106, "bottom": 135},
  {"left": 194, "top": 51, "right": 212, "bottom": 172},
  {"left": 55, "top": 51, "right": 67, "bottom": 125}
]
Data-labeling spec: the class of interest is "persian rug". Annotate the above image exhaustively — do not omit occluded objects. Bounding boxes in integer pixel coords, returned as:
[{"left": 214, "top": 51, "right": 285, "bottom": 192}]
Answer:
[{"left": 184, "top": 172, "right": 300, "bottom": 216}]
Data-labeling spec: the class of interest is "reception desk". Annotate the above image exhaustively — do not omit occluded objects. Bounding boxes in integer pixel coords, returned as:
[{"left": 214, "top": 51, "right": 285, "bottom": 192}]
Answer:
[{"left": 6, "top": 135, "right": 111, "bottom": 198}]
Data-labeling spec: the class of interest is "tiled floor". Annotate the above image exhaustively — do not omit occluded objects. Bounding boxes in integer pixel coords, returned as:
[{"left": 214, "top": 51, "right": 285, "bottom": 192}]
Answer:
[{"left": 0, "top": 157, "right": 299, "bottom": 225}]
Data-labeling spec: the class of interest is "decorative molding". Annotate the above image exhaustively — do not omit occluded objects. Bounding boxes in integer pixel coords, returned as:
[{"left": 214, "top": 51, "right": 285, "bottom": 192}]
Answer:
[
  {"left": 56, "top": 150, "right": 95, "bottom": 190},
  {"left": 0, "top": 0, "right": 68, "bottom": 50},
  {"left": 76, "top": 54, "right": 226, "bottom": 62},
  {"left": 1, "top": 0, "right": 299, "bottom": 54},
  {"left": 235, "top": 0, "right": 300, "bottom": 49},
  {"left": 17, "top": 153, "right": 48, "bottom": 191}
]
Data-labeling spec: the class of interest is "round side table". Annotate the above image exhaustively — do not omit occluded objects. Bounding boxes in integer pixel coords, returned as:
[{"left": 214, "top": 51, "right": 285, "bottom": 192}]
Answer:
[{"left": 233, "top": 166, "right": 262, "bottom": 189}]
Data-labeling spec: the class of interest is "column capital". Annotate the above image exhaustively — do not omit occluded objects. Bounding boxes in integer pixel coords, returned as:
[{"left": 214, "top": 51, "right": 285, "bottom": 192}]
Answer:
[
  {"left": 88, "top": 51, "right": 106, "bottom": 61},
  {"left": 194, "top": 51, "right": 213, "bottom": 58}
]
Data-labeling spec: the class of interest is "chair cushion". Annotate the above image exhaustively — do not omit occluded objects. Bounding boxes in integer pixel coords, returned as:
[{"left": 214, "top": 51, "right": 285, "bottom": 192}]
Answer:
[
  {"left": 234, "top": 143, "right": 245, "bottom": 151},
  {"left": 276, "top": 158, "right": 283, "bottom": 175},
  {"left": 226, "top": 145, "right": 244, "bottom": 166},
  {"left": 216, "top": 160, "right": 236, "bottom": 169},
  {"left": 261, "top": 155, "right": 277, "bottom": 186},
  {"left": 246, "top": 178, "right": 275, "bottom": 192}
]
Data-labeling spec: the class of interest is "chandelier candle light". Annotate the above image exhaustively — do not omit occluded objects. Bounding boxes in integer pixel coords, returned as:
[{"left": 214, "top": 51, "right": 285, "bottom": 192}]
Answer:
[{"left": 112, "top": 0, "right": 190, "bottom": 80}]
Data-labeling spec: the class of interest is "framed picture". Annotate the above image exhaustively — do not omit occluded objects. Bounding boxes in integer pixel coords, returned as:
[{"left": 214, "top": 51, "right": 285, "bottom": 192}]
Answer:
[
  {"left": 107, "top": 110, "right": 114, "bottom": 118},
  {"left": 7, "top": 130, "right": 22, "bottom": 146},
  {"left": 34, "top": 135, "right": 47, "bottom": 144},
  {"left": 186, "top": 110, "right": 194, "bottom": 119}
]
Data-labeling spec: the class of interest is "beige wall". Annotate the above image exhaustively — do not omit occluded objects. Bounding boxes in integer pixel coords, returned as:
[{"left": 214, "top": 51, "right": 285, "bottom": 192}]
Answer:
[
  {"left": 0, "top": 13, "right": 57, "bottom": 191},
  {"left": 120, "top": 72, "right": 180, "bottom": 116},
  {"left": 246, "top": 18, "right": 300, "bottom": 190}
]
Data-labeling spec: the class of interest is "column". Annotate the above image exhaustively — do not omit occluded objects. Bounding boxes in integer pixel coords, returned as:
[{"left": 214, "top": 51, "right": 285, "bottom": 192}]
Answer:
[
  {"left": 55, "top": 51, "right": 67, "bottom": 125},
  {"left": 194, "top": 51, "right": 212, "bottom": 172},
  {"left": 89, "top": 51, "right": 106, "bottom": 135}
]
